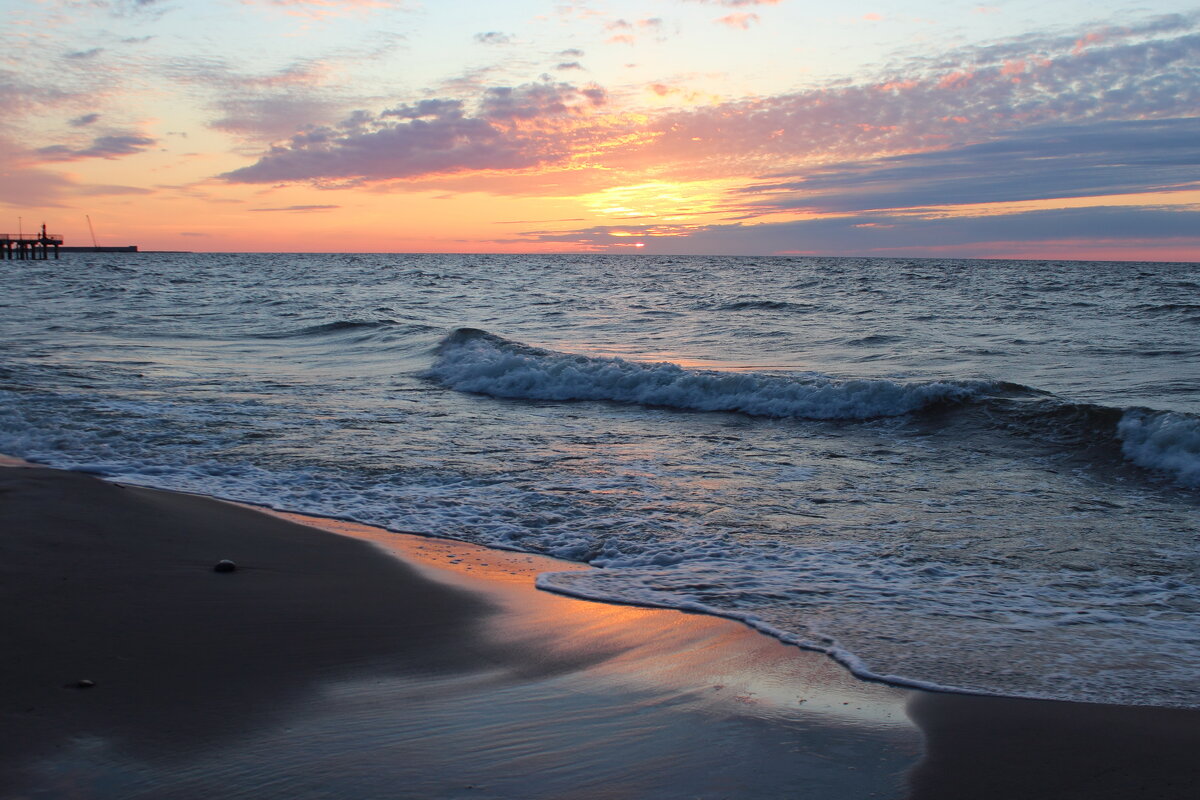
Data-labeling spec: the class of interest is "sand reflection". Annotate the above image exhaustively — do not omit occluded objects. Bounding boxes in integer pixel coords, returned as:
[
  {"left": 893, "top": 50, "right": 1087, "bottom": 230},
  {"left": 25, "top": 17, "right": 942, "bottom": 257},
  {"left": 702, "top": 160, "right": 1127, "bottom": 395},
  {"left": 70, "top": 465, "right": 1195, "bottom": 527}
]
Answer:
[{"left": 270, "top": 510, "right": 915, "bottom": 733}]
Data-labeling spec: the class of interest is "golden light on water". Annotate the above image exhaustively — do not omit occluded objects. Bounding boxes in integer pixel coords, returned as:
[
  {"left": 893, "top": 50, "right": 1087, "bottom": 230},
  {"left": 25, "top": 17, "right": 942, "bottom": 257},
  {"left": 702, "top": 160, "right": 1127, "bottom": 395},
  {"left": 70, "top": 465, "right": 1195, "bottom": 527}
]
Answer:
[{"left": 261, "top": 507, "right": 914, "bottom": 731}]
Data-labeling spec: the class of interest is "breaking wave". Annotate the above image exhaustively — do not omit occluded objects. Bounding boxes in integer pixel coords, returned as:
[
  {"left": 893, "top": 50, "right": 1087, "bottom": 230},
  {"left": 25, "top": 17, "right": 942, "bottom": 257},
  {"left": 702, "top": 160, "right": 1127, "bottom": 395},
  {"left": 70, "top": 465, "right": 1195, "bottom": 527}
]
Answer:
[
  {"left": 428, "top": 328, "right": 993, "bottom": 421},
  {"left": 429, "top": 329, "right": 1200, "bottom": 488},
  {"left": 1118, "top": 409, "right": 1200, "bottom": 487}
]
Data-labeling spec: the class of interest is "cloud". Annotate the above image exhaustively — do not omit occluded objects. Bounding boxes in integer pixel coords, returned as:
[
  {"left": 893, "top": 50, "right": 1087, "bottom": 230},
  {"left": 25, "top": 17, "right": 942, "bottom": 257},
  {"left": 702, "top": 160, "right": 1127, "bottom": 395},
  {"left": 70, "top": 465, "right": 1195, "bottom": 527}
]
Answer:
[
  {"left": 481, "top": 82, "right": 605, "bottom": 119},
  {"left": 628, "top": 21, "right": 1200, "bottom": 174},
  {"left": 556, "top": 62, "right": 584, "bottom": 71},
  {"left": 250, "top": 204, "right": 341, "bottom": 211},
  {"left": 219, "top": 14, "right": 1200, "bottom": 198},
  {"left": 0, "top": 159, "right": 151, "bottom": 207},
  {"left": 515, "top": 205, "right": 1200, "bottom": 258},
  {"left": 495, "top": 217, "right": 587, "bottom": 225},
  {"left": 682, "top": 0, "right": 783, "bottom": 6},
  {"left": 221, "top": 81, "right": 609, "bottom": 183},
  {"left": 250, "top": 1, "right": 409, "bottom": 20},
  {"left": 162, "top": 58, "right": 347, "bottom": 141},
  {"left": 0, "top": 165, "right": 81, "bottom": 207},
  {"left": 474, "top": 31, "right": 513, "bottom": 45},
  {"left": 604, "top": 17, "right": 665, "bottom": 44},
  {"left": 744, "top": 118, "right": 1200, "bottom": 213},
  {"left": 0, "top": 10, "right": 161, "bottom": 135},
  {"left": 0, "top": 69, "right": 83, "bottom": 118},
  {"left": 35, "top": 133, "right": 157, "bottom": 161},
  {"left": 79, "top": 183, "right": 154, "bottom": 196},
  {"left": 78, "top": 0, "right": 173, "bottom": 20},
  {"left": 716, "top": 13, "right": 759, "bottom": 29},
  {"left": 69, "top": 113, "right": 102, "bottom": 127},
  {"left": 211, "top": 95, "right": 346, "bottom": 139}
]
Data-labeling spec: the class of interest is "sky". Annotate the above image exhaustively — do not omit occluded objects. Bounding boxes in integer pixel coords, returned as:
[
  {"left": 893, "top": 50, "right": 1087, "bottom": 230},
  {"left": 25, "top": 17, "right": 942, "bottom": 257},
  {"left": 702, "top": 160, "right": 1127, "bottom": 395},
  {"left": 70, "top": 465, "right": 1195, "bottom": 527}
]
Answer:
[{"left": 2, "top": 0, "right": 1198, "bottom": 259}]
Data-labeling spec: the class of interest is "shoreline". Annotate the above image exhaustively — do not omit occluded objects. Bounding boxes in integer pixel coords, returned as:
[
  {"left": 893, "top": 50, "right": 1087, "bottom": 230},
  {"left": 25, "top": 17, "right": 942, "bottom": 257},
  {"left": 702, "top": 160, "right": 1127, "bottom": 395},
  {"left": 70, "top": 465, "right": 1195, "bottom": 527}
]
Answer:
[{"left": 3, "top": 462, "right": 1199, "bottom": 797}]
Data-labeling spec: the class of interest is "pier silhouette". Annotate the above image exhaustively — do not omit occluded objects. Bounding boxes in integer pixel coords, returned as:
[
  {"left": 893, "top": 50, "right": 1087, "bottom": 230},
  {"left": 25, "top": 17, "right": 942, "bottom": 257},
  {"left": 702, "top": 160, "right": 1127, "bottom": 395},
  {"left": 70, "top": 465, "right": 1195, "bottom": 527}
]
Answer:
[{"left": 1, "top": 225, "right": 62, "bottom": 260}]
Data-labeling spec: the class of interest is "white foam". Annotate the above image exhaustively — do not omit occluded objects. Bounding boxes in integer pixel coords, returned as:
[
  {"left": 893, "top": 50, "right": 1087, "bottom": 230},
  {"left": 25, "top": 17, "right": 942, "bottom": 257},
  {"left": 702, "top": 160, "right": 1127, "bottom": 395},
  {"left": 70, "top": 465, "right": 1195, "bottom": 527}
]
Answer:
[
  {"left": 427, "top": 329, "right": 990, "bottom": 420},
  {"left": 5, "top": 338, "right": 1200, "bottom": 709},
  {"left": 1117, "top": 409, "right": 1200, "bottom": 487},
  {"left": 535, "top": 544, "right": 1200, "bottom": 708}
]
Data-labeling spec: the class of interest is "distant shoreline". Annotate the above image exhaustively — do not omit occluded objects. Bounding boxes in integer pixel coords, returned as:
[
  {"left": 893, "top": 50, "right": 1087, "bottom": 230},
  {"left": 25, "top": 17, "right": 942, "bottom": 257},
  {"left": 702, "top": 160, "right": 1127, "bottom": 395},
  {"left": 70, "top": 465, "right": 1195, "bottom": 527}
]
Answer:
[
  {"left": 56, "top": 247, "right": 196, "bottom": 254},
  {"left": 58, "top": 246, "right": 139, "bottom": 253}
]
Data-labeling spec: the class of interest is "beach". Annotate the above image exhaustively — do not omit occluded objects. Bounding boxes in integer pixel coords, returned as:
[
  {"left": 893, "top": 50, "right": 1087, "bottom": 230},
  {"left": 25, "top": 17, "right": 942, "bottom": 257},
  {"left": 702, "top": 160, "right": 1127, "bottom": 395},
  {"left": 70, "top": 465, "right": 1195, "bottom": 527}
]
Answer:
[
  {"left": 3, "top": 462, "right": 1199, "bottom": 798},
  {"left": 4, "top": 0, "right": 1199, "bottom": 789}
]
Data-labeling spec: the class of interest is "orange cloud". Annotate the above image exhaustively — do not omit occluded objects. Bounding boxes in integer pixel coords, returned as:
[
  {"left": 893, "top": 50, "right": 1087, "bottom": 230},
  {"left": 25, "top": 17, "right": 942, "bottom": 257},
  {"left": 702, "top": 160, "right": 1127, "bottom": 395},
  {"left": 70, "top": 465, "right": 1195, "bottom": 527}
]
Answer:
[
  {"left": 936, "top": 70, "right": 974, "bottom": 89},
  {"left": 1073, "top": 30, "right": 1106, "bottom": 54}
]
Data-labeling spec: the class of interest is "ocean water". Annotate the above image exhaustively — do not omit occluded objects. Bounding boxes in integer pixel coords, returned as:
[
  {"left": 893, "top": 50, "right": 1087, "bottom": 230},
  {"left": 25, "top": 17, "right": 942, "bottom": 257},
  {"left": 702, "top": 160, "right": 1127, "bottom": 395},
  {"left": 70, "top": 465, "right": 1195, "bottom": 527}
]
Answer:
[{"left": 2, "top": 253, "right": 1198, "bottom": 707}]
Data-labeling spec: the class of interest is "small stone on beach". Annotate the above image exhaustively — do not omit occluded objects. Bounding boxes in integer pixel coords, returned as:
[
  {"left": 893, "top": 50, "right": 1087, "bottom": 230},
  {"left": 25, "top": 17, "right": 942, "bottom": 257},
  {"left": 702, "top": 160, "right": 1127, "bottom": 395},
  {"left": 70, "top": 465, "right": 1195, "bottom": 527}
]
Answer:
[{"left": 214, "top": 559, "right": 237, "bottom": 573}]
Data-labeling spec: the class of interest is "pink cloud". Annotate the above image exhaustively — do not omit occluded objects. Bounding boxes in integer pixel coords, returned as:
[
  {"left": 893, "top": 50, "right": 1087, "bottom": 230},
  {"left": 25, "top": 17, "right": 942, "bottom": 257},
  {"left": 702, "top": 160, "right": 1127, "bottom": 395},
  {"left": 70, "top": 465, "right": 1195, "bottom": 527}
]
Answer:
[
  {"left": 35, "top": 133, "right": 157, "bottom": 162},
  {"left": 0, "top": 157, "right": 151, "bottom": 207},
  {"left": 624, "top": 22, "right": 1200, "bottom": 176},
  {"left": 221, "top": 81, "right": 609, "bottom": 183},
  {"left": 935, "top": 70, "right": 974, "bottom": 89},
  {"left": 604, "top": 17, "right": 664, "bottom": 44},
  {"left": 220, "top": 17, "right": 1200, "bottom": 188},
  {"left": 717, "top": 13, "right": 759, "bottom": 29},
  {"left": 1073, "top": 30, "right": 1107, "bottom": 54}
]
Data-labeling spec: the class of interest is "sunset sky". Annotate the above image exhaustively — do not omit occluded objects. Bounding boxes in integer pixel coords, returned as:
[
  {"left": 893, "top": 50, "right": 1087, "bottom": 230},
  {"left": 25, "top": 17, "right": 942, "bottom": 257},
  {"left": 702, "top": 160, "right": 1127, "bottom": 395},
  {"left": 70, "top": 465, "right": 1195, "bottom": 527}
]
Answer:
[{"left": 3, "top": 0, "right": 1198, "bottom": 259}]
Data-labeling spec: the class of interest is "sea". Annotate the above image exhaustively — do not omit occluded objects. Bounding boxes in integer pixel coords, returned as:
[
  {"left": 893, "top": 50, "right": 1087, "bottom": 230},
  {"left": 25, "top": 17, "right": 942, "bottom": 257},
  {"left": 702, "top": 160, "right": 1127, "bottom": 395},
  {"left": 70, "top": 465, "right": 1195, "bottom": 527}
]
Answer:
[{"left": 2, "top": 253, "right": 1198, "bottom": 708}]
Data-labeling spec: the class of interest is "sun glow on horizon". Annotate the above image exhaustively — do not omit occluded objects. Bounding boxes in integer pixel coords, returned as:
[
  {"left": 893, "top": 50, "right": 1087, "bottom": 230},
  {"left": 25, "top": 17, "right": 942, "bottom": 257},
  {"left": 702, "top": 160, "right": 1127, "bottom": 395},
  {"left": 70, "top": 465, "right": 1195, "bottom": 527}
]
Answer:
[{"left": 1, "top": 0, "right": 1197, "bottom": 260}]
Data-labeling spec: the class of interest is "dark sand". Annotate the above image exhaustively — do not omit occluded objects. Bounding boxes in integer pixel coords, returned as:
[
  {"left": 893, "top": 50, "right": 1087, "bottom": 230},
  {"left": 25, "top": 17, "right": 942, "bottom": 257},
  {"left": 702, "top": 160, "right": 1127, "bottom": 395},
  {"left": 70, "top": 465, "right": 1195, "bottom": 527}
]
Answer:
[{"left": 2, "top": 464, "right": 1199, "bottom": 798}]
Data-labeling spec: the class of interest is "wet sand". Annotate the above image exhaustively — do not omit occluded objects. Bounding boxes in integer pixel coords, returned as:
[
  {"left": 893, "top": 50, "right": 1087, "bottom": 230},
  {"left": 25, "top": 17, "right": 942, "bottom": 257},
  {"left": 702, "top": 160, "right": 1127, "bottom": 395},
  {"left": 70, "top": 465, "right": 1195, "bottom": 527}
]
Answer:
[{"left": 2, "top": 464, "right": 1198, "bottom": 798}]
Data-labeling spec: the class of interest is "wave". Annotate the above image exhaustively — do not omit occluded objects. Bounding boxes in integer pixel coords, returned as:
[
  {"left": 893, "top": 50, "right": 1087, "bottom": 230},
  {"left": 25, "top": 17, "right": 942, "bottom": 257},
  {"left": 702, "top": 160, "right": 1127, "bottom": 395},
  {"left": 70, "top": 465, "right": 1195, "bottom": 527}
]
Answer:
[
  {"left": 427, "top": 328, "right": 993, "bottom": 421},
  {"left": 1131, "top": 302, "right": 1200, "bottom": 314},
  {"left": 846, "top": 334, "right": 904, "bottom": 347},
  {"left": 246, "top": 320, "right": 441, "bottom": 346},
  {"left": 429, "top": 329, "right": 1200, "bottom": 488},
  {"left": 254, "top": 319, "right": 406, "bottom": 339},
  {"left": 1117, "top": 410, "right": 1200, "bottom": 487},
  {"left": 714, "top": 300, "right": 816, "bottom": 312},
  {"left": 985, "top": 396, "right": 1200, "bottom": 487}
]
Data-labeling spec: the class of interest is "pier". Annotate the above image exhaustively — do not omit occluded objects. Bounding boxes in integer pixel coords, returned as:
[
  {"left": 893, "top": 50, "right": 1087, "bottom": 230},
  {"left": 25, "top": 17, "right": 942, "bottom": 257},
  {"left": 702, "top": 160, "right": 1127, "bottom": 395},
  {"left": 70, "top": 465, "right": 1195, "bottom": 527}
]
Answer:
[{"left": 1, "top": 226, "right": 62, "bottom": 260}]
